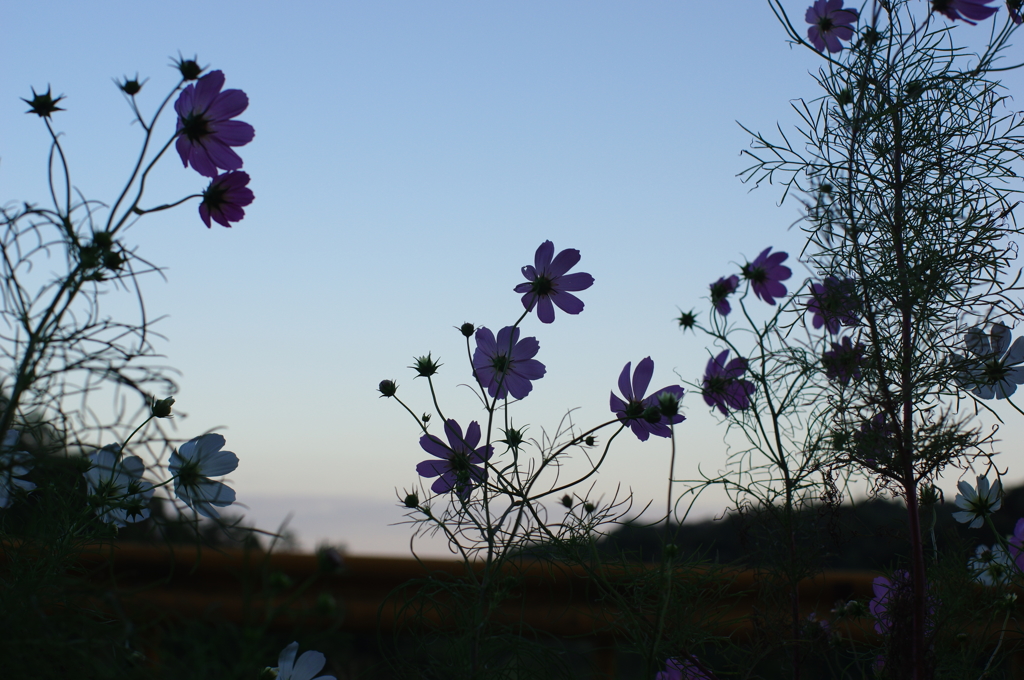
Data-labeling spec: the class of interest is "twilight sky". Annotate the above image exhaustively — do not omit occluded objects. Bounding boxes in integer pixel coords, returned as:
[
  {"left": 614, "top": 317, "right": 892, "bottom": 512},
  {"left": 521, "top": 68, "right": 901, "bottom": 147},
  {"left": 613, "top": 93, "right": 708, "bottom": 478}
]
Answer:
[{"left": 3, "top": 1, "right": 1024, "bottom": 555}]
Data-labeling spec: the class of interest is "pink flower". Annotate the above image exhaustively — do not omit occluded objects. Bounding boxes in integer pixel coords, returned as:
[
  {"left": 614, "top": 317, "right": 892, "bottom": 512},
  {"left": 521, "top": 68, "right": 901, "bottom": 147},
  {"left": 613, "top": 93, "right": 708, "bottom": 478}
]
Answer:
[
  {"left": 805, "top": 0, "right": 859, "bottom": 53},
  {"left": 175, "top": 70, "right": 255, "bottom": 178},
  {"left": 656, "top": 656, "right": 711, "bottom": 680},
  {"left": 515, "top": 241, "right": 594, "bottom": 324},
  {"left": 1007, "top": 517, "right": 1024, "bottom": 572},
  {"left": 415, "top": 419, "right": 494, "bottom": 499},
  {"left": 199, "top": 171, "right": 254, "bottom": 228},
  {"left": 933, "top": 0, "right": 999, "bottom": 24},
  {"left": 741, "top": 247, "right": 792, "bottom": 306}
]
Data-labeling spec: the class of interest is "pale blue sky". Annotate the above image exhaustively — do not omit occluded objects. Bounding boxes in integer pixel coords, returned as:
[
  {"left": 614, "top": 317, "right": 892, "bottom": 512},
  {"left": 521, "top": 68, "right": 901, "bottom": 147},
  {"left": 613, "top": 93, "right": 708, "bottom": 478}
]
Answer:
[{"left": 4, "top": 1, "right": 1024, "bottom": 554}]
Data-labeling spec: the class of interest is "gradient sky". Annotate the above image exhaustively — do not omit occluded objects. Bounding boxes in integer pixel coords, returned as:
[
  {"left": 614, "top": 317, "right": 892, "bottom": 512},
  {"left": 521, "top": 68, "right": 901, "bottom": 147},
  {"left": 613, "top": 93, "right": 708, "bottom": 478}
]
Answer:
[{"left": 4, "top": 1, "right": 1024, "bottom": 555}]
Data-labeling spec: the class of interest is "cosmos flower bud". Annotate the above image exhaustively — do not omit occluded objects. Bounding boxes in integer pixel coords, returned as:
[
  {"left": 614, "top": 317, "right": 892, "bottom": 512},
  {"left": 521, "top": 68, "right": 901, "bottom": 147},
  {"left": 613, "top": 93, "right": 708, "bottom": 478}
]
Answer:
[
  {"left": 119, "top": 76, "right": 143, "bottom": 95},
  {"left": 316, "top": 593, "right": 338, "bottom": 615},
  {"left": 410, "top": 353, "right": 441, "bottom": 378},
  {"left": 560, "top": 494, "right": 573, "bottom": 508},
  {"left": 585, "top": 436, "right": 596, "bottom": 447},
  {"left": 919, "top": 485, "right": 940, "bottom": 506},
  {"left": 174, "top": 56, "right": 203, "bottom": 80},
  {"left": 421, "top": 413, "right": 431, "bottom": 424},
  {"left": 92, "top": 231, "right": 114, "bottom": 250},
  {"left": 500, "top": 426, "right": 526, "bottom": 451},
  {"left": 22, "top": 87, "right": 65, "bottom": 118},
  {"left": 459, "top": 322, "right": 475, "bottom": 337},
  {"left": 151, "top": 396, "right": 175, "bottom": 418},
  {"left": 317, "top": 546, "right": 344, "bottom": 572},
  {"left": 584, "top": 502, "right": 596, "bottom": 514},
  {"left": 267, "top": 571, "right": 293, "bottom": 591},
  {"left": 658, "top": 392, "right": 681, "bottom": 418},
  {"left": 103, "top": 250, "right": 125, "bottom": 271},
  {"left": 676, "top": 310, "right": 697, "bottom": 330},
  {"left": 642, "top": 406, "right": 662, "bottom": 424},
  {"left": 378, "top": 380, "right": 397, "bottom": 397},
  {"left": 404, "top": 492, "right": 419, "bottom": 508}
]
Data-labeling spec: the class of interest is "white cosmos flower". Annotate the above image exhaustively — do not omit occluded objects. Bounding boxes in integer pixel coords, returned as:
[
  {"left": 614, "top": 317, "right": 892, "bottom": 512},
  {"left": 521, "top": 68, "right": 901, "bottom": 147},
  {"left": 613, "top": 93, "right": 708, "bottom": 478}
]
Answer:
[
  {"left": 953, "top": 475, "right": 1002, "bottom": 529},
  {"left": 168, "top": 433, "right": 237, "bottom": 519},
  {"left": 84, "top": 444, "right": 154, "bottom": 527},
  {"left": 954, "top": 323, "right": 1024, "bottom": 400},
  {"left": 269, "top": 642, "right": 336, "bottom": 680},
  {"left": 969, "top": 544, "right": 1012, "bottom": 586},
  {"left": 0, "top": 430, "right": 34, "bottom": 508}
]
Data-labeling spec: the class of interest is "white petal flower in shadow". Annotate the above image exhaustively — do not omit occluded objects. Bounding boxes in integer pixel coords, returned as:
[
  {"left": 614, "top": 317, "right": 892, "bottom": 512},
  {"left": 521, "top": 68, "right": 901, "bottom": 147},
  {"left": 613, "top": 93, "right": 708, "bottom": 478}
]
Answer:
[
  {"left": 953, "top": 475, "right": 1002, "bottom": 529},
  {"left": 168, "top": 433, "right": 238, "bottom": 519},
  {"left": 0, "top": 430, "right": 35, "bottom": 509},
  {"left": 271, "top": 642, "right": 336, "bottom": 680},
  {"left": 954, "top": 323, "right": 1024, "bottom": 400},
  {"left": 84, "top": 444, "right": 154, "bottom": 526},
  {"left": 969, "top": 544, "right": 1012, "bottom": 586}
]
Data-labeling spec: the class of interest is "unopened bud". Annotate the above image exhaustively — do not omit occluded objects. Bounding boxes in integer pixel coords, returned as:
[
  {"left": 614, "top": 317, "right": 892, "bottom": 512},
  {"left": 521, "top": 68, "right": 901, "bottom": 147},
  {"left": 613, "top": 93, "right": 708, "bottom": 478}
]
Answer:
[
  {"left": 103, "top": 250, "right": 125, "bottom": 271},
  {"left": 316, "top": 592, "right": 338, "bottom": 615},
  {"left": 151, "top": 396, "right": 175, "bottom": 418},
  {"left": 642, "top": 406, "right": 662, "bottom": 424},
  {"left": 404, "top": 492, "right": 419, "bottom": 508},
  {"left": 919, "top": 485, "right": 940, "bottom": 506},
  {"left": 317, "top": 546, "right": 344, "bottom": 572},
  {"left": 676, "top": 310, "right": 696, "bottom": 330},
  {"left": 92, "top": 231, "right": 114, "bottom": 249},
  {"left": 657, "top": 392, "right": 681, "bottom": 418},
  {"left": 459, "top": 322, "right": 475, "bottom": 338},
  {"left": 410, "top": 353, "right": 441, "bottom": 378},
  {"left": 501, "top": 426, "right": 526, "bottom": 451},
  {"left": 267, "top": 571, "right": 293, "bottom": 591},
  {"left": 119, "top": 76, "right": 143, "bottom": 96},
  {"left": 560, "top": 494, "right": 573, "bottom": 509},
  {"left": 585, "top": 436, "right": 596, "bottom": 447},
  {"left": 378, "top": 379, "right": 397, "bottom": 397},
  {"left": 175, "top": 56, "right": 203, "bottom": 80}
]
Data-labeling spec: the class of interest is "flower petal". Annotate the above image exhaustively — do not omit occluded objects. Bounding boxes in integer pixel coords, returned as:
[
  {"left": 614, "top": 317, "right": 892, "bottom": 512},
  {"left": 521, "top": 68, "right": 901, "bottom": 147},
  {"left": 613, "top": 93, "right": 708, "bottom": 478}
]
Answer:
[
  {"left": 548, "top": 247, "right": 581, "bottom": 278},
  {"left": 631, "top": 357, "right": 654, "bottom": 401}
]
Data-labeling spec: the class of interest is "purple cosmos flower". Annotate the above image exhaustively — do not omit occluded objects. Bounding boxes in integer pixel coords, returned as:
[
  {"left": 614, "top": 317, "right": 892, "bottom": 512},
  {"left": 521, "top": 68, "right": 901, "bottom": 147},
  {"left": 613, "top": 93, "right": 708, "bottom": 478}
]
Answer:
[
  {"left": 870, "top": 571, "right": 936, "bottom": 635},
  {"left": 656, "top": 656, "right": 711, "bottom": 680},
  {"left": 741, "top": 247, "right": 792, "bottom": 306},
  {"left": 1007, "top": 518, "right": 1024, "bottom": 572},
  {"left": 416, "top": 419, "right": 494, "bottom": 498},
  {"left": 515, "top": 241, "right": 595, "bottom": 324},
  {"left": 175, "top": 70, "right": 255, "bottom": 178},
  {"left": 709, "top": 275, "right": 739, "bottom": 316},
  {"left": 806, "top": 0, "right": 859, "bottom": 53},
  {"left": 701, "top": 350, "right": 755, "bottom": 415},
  {"left": 609, "top": 357, "right": 685, "bottom": 442},
  {"left": 473, "top": 326, "right": 546, "bottom": 400},
  {"left": 807, "top": 277, "right": 859, "bottom": 334},
  {"left": 1010, "top": 0, "right": 1023, "bottom": 24},
  {"left": 822, "top": 336, "right": 865, "bottom": 385},
  {"left": 199, "top": 171, "right": 254, "bottom": 228},
  {"left": 953, "top": 322, "right": 1024, "bottom": 400},
  {"left": 853, "top": 413, "right": 898, "bottom": 466},
  {"left": 933, "top": 0, "right": 999, "bottom": 24}
]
